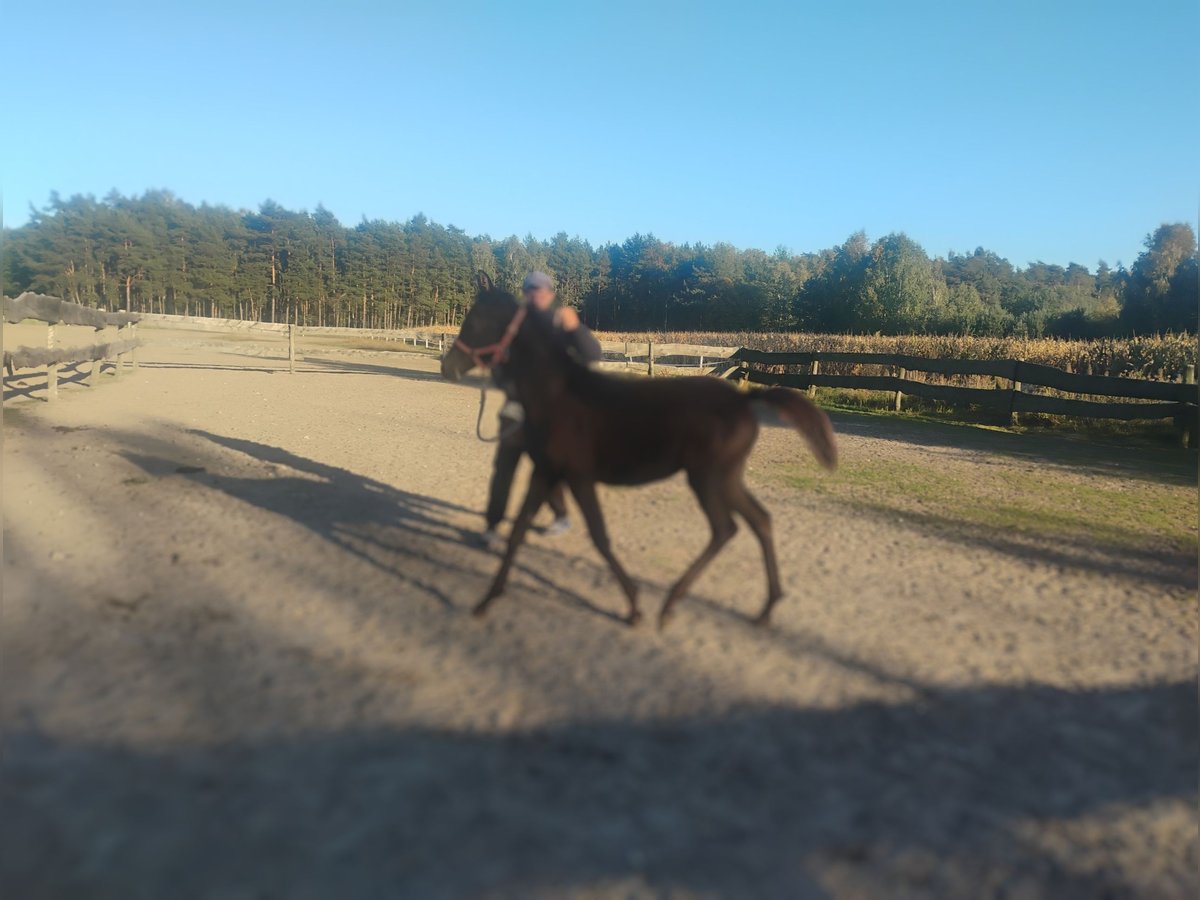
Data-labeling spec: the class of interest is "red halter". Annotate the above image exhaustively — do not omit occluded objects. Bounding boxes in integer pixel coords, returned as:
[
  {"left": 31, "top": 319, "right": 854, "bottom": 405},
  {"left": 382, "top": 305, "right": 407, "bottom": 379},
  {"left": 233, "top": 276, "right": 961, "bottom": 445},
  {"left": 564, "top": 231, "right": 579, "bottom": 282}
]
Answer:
[{"left": 453, "top": 304, "right": 527, "bottom": 370}]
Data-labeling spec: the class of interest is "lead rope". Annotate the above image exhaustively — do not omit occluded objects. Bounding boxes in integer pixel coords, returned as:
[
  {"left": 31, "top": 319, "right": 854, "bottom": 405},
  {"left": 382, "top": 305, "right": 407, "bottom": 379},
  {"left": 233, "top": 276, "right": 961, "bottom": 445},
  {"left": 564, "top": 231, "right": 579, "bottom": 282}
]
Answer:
[{"left": 473, "top": 384, "right": 523, "bottom": 443}]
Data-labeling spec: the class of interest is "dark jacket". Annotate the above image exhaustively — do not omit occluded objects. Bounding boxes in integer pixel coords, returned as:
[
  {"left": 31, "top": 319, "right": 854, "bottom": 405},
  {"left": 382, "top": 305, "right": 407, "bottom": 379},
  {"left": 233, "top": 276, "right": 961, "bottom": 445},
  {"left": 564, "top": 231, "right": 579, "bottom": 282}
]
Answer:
[{"left": 559, "top": 317, "right": 603, "bottom": 364}]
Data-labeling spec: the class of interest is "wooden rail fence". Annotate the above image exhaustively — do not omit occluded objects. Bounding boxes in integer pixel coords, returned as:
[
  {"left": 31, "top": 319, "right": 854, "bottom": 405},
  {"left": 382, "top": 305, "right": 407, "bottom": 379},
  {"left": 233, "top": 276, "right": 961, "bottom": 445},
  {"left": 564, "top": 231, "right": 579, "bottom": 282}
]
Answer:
[
  {"left": 602, "top": 340, "right": 1197, "bottom": 439},
  {"left": 729, "top": 348, "right": 1196, "bottom": 413},
  {"left": 137, "top": 312, "right": 453, "bottom": 346},
  {"left": 123, "top": 311, "right": 1199, "bottom": 439},
  {"left": 597, "top": 340, "right": 738, "bottom": 376},
  {"left": 3, "top": 293, "right": 141, "bottom": 402},
  {"left": 727, "top": 348, "right": 1199, "bottom": 442},
  {"left": 136, "top": 313, "right": 451, "bottom": 374}
]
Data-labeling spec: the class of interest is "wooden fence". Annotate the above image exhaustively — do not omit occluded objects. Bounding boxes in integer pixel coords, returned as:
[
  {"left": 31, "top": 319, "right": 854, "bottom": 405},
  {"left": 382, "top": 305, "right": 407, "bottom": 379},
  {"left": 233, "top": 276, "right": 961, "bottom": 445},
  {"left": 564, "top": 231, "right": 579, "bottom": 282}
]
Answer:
[
  {"left": 137, "top": 312, "right": 453, "bottom": 345},
  {"left": 724, "top": 347, "right": 1198, "bottom": 444},
  {"left": 729, "top": 347, "right": 1195, "bottom": 413},
  {"left": 597, "top": 340, "right": 739, "bottom": 377},
  {"left": 119, "top": 310, "right": 1200, "bottom": 438},
  {"left": 602, "top": 339, "right": 1197, "bottom": 439},
  {"left": 3, "top": 293, "right": 141, "bottom": 402},
  {"left": 137, "top": 312, "right": 450, "bottom": 374}
]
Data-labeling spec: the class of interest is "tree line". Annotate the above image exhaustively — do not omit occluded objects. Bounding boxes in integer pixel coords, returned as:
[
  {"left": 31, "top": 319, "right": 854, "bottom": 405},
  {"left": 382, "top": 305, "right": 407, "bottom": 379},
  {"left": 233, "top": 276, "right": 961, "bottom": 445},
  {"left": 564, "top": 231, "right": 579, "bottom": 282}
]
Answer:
[{"left": 3, "top": 190, "right": 1195, "bottom": 336}]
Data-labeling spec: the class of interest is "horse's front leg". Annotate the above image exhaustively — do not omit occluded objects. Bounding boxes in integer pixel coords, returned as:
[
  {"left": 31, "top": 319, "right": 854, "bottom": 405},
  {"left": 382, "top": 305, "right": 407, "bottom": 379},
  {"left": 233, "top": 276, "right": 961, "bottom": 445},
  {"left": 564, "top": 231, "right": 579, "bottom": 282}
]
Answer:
[
  {"left": 567, "top": 477, "right": 641, "bottom": 625},
  {"left": 474, "top": 468, "right": 553, "bottom": 617}
]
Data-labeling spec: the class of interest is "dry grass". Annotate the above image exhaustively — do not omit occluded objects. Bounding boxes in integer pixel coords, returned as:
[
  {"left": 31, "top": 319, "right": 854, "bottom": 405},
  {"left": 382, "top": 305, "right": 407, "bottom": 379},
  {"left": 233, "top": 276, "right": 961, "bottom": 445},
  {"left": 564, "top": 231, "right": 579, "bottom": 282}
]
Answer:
[{"left": 596, "top": 331, "right": 1197, "bottom": 380}]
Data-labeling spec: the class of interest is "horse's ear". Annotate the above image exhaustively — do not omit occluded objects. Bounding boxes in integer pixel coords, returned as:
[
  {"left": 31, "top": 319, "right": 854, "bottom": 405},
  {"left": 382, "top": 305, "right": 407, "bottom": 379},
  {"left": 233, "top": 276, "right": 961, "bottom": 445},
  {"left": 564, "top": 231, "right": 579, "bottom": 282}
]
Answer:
[{"left": 476, "top": 271, "right": 494, "bottom": 293}]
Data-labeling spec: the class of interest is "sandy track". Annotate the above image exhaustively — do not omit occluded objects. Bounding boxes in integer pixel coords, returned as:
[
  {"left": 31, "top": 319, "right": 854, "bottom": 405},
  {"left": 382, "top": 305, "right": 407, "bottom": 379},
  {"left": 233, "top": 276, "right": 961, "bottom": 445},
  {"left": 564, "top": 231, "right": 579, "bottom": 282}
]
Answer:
[{"left": 3, "top": 339, "right": 1196, "bottom": 898}]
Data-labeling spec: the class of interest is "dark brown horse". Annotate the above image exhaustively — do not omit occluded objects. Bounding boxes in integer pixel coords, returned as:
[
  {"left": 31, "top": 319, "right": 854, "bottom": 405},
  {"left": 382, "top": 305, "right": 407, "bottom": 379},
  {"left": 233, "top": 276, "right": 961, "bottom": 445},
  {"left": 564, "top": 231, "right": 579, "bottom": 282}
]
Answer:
[{"left": 442, "top": 275, "right": 837, "bottom": 629}]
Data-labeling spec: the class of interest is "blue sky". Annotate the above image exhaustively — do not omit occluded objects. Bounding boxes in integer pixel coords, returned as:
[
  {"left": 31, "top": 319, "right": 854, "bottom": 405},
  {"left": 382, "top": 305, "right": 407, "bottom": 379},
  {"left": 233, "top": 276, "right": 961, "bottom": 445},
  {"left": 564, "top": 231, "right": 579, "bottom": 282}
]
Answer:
[{"left": 5, "top": 1, "right": 1196, "bottom": 268}]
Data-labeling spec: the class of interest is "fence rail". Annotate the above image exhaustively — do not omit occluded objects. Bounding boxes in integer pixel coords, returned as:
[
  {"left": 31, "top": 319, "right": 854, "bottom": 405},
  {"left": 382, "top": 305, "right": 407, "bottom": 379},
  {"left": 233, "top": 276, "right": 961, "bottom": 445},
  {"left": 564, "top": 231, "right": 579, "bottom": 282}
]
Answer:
[
  {"left": 3, "top": 294, "right": 142, "bottom": 401},
  {"left": 3, "top": 292, "right": 140, "bottom": 330},
  {"left": 598, "top": 340, "right": 738, "bottom": 376},
  {"left": 136, "top": 312, "right": 449, "bottom": 375},
  {"left": 592, "top": 336, "right": 1200, "bottom": 437},
  {"left": 4, "top": 338, "right": 140, "bottom": 372},
  {"left": 138, "top": 312, "right": 454, "bottom": 343},
  {"left": 729, "top": 347, "right": 1198, "bottom": 443},
  {"left": 731, "top": 349, "right": 1196, "bottom": 404}
]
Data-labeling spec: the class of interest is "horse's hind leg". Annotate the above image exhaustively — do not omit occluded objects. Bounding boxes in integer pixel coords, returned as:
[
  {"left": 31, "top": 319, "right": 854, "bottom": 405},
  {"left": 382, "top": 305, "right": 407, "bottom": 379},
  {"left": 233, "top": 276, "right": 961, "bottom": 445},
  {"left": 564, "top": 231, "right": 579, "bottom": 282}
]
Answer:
[
  {"left": 728, "top": 482, "right": 782, "bottom": 626},
  {"left": 658, "top": 474, "right": 738, "bottom": 630},
  {"left": 568, "top": 478, "right": 641, "bottom": 625},
  {"left": 475, "top": 469, "right": 552, "bottom": 617}
]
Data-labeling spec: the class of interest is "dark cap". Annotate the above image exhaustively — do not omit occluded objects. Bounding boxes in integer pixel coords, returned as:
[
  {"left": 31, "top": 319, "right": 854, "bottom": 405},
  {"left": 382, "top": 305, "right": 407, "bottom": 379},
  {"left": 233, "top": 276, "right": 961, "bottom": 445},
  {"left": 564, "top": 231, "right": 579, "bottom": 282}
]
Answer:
[{"left": 522, "top": 271, "right": 555, "bottom": 291}]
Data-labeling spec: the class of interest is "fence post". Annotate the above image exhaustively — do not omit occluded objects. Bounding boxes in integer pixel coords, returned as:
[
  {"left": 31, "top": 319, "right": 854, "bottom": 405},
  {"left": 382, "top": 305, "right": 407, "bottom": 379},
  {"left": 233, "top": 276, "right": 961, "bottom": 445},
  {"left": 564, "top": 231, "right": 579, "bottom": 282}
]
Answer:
[
  {"left": 116, "top": 324, "right": 124, "bottom": 374},
  {"left": 289, "top": 324, "right": 296, "bottom": 374},
  {"left": 624, "top": 341, "right": 630, "bottom": 370},
  {"left": 1181, "top": 365, "right": 1197, "bottom": 447},
  {"left": 111, "top": 323, "right": 124, "bottom": 378},
  {"left": 129, "top": 323, "right": 139, "bottom": 371},
  {"left": 699, "top": 354, "right": 705, "bottom": 373},
  {"left": 439, "top": 335, "right": 445, "bottom": 355},
  {"left": 807, "top": 356, "right": 819, "bottom": 399},
  {"left": 1008, "top": 359, "right": 1023, "bottom": 426},
  {"left": 100, "top": 335, "right": 112, "bottom": 382},
  {"left": 46, "top": 324, "right": 58, "bottom": 401},
  {"left": 894, "top": 366, "right": 905, "bottom": 412},
  {"left": 647, "top": 341, "right": 655, "bottom": 377}
]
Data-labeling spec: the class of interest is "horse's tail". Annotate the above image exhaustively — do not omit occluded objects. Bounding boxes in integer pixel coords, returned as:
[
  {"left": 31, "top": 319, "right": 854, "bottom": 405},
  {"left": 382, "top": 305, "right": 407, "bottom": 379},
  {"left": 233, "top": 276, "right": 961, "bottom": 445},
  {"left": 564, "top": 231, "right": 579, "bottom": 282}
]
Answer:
[{"left": 754, "top": 387, "right": 838, "bottom": 470}]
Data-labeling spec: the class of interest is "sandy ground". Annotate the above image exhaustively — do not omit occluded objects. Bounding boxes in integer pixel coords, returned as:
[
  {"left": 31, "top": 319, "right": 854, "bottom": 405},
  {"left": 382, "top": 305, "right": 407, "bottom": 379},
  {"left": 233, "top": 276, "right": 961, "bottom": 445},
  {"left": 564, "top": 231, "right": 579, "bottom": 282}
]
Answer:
[{"left": 3, "top": 332, "right": 1197, "bottom": 899}]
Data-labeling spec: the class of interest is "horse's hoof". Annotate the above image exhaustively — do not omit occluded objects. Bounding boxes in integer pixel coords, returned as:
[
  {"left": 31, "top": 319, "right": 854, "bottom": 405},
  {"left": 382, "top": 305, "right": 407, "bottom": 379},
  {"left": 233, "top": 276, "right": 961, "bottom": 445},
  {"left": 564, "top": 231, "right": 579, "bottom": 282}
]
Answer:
[
  {"left": 657, "top": 611, "right": 673, "bottom": 632},
  {"left": 626, "top": 610, "right": 642, "bottom": 627},
  {"left": 472, "top": 601, "right": 492, "bottom": 618},
  {"left": 752, "top": 612, "right": 771, "bottom": 627}
]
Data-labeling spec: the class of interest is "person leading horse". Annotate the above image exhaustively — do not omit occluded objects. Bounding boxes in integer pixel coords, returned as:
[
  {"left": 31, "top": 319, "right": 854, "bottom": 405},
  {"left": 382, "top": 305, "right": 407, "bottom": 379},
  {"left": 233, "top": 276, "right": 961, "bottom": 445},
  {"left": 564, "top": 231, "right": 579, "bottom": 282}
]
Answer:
[{"left": 481, "top": 271, "right": 602, "bottom": 546}]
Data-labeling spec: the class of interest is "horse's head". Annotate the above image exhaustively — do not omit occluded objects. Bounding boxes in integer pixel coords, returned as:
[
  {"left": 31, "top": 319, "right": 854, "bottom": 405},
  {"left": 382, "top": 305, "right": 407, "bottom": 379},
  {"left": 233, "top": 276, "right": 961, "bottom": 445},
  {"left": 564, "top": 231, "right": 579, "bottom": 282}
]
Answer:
[{"left": 440, "top": 273, "right": 524, "bottom": 381}]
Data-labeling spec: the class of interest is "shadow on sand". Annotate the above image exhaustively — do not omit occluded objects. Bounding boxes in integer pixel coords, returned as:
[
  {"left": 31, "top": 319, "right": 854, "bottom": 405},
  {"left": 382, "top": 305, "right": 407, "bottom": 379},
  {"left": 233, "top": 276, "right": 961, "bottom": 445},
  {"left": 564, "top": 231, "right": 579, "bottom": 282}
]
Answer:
[
  {"left": 3, "top": 361, "right": 122, "bottom": 402},
  {"left": 5, "top": 422, "right": 1195, "bottom": 897},
  {"left": 117, "top": 429, "right": 626, "bottom": 622},
  {"left": 4, "top": 675, "right": 1193, "bottom": 897}
]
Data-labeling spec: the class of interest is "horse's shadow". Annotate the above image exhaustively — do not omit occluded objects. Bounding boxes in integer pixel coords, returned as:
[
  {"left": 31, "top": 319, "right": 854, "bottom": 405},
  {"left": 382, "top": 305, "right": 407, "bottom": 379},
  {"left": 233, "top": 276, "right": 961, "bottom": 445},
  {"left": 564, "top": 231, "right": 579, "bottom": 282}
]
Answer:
[{"left": 120, "top": 430, "right": 627, "bottom": 623}]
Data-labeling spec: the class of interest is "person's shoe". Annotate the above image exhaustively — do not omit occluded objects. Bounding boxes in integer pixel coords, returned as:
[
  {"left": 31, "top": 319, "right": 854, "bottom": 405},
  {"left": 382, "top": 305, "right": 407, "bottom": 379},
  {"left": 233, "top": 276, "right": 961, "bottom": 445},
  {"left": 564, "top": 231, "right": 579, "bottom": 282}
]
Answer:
[
  {"left": 476, "top": 526, "right": 506, "bottom": 551},
  {"left": 543, "top": 517, "right": 571, "bottom": 537}
]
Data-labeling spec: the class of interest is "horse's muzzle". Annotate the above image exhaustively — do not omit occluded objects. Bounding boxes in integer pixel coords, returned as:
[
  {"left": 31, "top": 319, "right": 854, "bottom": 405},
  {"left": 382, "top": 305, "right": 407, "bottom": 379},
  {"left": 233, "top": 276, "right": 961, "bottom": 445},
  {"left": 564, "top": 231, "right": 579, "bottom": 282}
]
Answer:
[{"left": 441, "top": 348, "right": 469, "bottom": 381}]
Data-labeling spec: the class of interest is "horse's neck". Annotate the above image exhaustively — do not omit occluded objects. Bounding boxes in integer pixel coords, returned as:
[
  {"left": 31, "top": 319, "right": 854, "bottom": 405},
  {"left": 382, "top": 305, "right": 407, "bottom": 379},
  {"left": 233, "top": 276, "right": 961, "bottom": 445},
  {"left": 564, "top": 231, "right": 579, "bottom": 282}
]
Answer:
[{"left": 507, "top": 328, "right": 569, "bottom": 423}]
